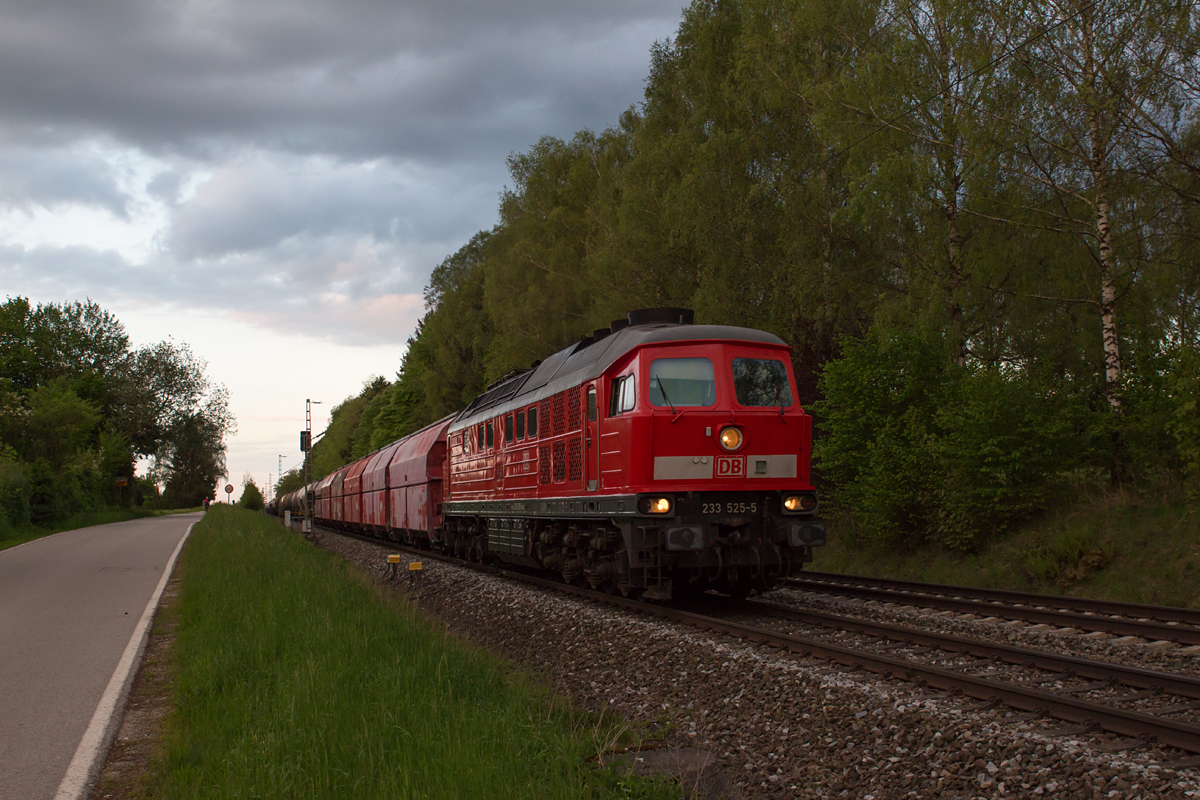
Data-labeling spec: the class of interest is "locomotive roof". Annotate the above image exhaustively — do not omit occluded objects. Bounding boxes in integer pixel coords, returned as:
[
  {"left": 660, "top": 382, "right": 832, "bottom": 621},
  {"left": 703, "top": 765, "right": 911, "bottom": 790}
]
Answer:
[{"left": 450, "top": 322, "right": 787, "bottom": 430}]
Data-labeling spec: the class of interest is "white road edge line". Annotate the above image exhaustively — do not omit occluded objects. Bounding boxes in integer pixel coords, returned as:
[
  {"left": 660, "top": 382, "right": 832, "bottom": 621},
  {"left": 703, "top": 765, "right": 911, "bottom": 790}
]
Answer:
[{"left": 53, "top": 520, "right": 196, "bottom": 800}]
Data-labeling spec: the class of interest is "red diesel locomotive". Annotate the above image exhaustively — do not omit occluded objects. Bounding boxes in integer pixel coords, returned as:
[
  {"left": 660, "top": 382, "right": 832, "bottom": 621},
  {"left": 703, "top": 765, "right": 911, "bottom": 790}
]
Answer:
[{"left": 278, "top": 308, "right": 824, "bottom": 600}]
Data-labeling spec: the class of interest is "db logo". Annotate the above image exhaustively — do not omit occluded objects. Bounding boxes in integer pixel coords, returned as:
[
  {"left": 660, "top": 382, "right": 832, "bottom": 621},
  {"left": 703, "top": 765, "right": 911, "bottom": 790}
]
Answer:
[{"left": 716, "top": 456, "right": 745, "bottom": 477}]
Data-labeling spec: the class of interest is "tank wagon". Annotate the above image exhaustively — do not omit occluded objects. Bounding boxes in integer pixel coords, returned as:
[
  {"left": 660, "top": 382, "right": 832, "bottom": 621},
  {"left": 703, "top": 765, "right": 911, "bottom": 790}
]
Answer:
[{"left": 291, "top": 308, "right": 824, "bottom": 600}]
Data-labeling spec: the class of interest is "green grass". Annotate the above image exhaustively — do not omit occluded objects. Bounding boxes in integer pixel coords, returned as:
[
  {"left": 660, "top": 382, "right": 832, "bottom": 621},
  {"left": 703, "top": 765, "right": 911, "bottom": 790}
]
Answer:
[
  {"left": 0, "top": 506, "right": 201, "bottom": 552},
  {"left": 812, "top": 488, "right": 1200, "bottom": 607},
  {"left": 155, "top": 506, "right": 675, "bottom": 799}
]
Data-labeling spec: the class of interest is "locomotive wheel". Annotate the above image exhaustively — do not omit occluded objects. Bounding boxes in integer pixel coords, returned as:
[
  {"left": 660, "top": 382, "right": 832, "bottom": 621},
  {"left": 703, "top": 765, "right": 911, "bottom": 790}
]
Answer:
[{"left": 728, "top": 572, "right": 754, "bottom": 600}]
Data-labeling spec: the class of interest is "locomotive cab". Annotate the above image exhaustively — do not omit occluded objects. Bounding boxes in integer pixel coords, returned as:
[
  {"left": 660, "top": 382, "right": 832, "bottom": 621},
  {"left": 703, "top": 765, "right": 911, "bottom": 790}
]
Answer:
[{"left": 597, "top": 337, "right": 823, "bottom": 599}]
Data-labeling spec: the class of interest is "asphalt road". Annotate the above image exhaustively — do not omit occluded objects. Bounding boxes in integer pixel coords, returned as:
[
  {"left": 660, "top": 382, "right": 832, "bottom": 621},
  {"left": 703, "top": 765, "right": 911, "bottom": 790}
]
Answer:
[{"left": 0, "top": 514, "right": 197, "bottom": 800}]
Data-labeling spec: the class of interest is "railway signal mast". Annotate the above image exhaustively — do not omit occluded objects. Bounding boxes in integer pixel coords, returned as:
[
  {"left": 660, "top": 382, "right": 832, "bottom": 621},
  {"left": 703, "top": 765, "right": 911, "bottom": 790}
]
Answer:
[{"left": 301, "top": 399, "right": 321, "bottom": 532}]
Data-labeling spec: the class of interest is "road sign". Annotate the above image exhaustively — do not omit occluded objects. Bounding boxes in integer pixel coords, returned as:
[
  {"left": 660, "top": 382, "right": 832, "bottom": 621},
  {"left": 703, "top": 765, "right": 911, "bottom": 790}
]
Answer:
[
  {"left": 114, "top": 477, "right": 128, "bottom": 487},
  {"left": 225, "top": 484, "right": 234, "bottom": 494}
]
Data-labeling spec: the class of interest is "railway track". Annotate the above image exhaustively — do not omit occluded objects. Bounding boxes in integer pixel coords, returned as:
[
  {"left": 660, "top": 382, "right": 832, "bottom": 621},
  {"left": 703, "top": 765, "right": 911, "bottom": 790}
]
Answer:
[
  {"left": 312, "top": 525, "right": 1200, "bottom": 756},
  {"left": 785, "top": 572, "right": 1200, "bottom": 645}
]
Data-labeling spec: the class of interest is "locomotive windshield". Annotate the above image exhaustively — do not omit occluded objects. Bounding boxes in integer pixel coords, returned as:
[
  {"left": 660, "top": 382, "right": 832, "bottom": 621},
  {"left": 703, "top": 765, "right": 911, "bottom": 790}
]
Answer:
[
  {"left": 649, "top": 358, "right": 715, "bottom": 407},
  {"left": 732, "top": 358, "right": 794, "bottom": 407}
]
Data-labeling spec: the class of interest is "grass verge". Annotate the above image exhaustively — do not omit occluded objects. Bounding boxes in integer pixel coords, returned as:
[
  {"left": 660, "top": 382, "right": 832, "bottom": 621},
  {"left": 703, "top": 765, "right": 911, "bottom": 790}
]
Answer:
[
  {"left": 812, "top": 489, "right": 1200, "bottom": 607},
  {"left": 0, "top": 507, "right": 201, "bottom": 552},
  {"left": 152, "top": 506, "right": 674, "bottom": 799}
]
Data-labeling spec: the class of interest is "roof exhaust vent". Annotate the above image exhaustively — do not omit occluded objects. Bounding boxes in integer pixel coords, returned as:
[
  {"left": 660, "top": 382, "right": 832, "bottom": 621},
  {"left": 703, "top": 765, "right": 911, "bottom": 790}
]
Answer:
[
  {"left": 627, "top": 308, "right": 695, "bottom": 327},
  {"left": 610, "top": 318, "right": 630, "bottom": 333},
  {"left": 593, "top": 328, "right": 611, "bottom": 341}
]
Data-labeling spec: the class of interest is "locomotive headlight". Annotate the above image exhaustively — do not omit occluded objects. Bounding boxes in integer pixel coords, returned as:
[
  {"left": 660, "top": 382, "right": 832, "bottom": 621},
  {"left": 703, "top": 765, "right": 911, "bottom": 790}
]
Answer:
[
  {"left": 639, "top": 496, "right": 673, "bottom": 514},
  {"left": 783, "top": 493, "right": 818, "bottom": 513},
  {"left": 718, "top": 426, "right": 744, "bottom": 452}
]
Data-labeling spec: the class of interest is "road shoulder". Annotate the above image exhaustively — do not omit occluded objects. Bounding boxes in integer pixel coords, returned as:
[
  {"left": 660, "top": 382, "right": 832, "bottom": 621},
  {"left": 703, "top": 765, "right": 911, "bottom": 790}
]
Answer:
[{"left": 87, "top": 558, "right": 184, "bottom": 799}]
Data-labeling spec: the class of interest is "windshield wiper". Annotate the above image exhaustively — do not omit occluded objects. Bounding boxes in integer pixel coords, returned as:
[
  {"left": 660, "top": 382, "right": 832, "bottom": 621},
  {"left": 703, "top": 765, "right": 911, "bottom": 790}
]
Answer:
[{"left": 658, "top": 381, "right": 677, "bottom": 415}]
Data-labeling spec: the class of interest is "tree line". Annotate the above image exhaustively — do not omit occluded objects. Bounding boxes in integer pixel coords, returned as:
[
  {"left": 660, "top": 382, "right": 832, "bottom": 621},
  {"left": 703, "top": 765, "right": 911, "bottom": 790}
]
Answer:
[
  {"left": 308, "top": 0, "right": 1200, "bottom": 551},
  {"left": 0, "top": 296, "right": 235, "bottom": 532}
]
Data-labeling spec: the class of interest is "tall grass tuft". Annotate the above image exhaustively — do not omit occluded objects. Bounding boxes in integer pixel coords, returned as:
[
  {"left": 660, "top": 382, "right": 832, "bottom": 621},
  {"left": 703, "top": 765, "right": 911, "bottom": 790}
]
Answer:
[{"left": 159, "top": 506, "right": 673, "bottom": 799}]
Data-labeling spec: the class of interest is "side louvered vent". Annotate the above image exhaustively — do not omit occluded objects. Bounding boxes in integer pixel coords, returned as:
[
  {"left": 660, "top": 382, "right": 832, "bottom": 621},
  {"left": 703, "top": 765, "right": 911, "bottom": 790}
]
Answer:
[
  {"left": 539, "top": 398, "right": 551, "bottom": 436},
  {"left": 551, "top": 393, "right": 566, "bottom": 436},
  {"left": 553, "top": 441, "right": 567, "bottom": 483},
  {"left": 567, "top": 386, "right": 582, "bottom": 432},
  {"left": 539, "top": 445, "right": 551, "bottom": 485},
  {"left": 568, "top": 439, "right": 581, "bottom": 482}
]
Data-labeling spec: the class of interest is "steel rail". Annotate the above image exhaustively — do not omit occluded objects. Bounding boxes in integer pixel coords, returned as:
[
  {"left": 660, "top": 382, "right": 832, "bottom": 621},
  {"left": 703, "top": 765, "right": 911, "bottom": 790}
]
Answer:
[
  {"left": 795, "top": 571, "right": 1200, "bottom": 627},
  {"left": 784, "top": 576, "right": 1200, "bottom": 645},
  {"left": 735, "top": 597, "right": 1200, "bottom": 700},
  {"left": 309, "top": 525, "right": 1200, "bottom": 753}
]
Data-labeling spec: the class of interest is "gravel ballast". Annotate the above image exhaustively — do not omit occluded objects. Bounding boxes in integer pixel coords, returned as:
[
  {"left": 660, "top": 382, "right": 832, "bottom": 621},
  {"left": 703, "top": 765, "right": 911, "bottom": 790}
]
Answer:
[{"left": 316, "top": 530, "right": 1200, "bottom": 799}]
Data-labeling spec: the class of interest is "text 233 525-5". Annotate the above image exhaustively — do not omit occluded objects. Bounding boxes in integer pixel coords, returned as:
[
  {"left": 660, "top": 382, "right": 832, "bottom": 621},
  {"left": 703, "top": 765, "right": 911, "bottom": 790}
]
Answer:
[{"left": 701, "top": 501, "right": 757, "bottom": 515}]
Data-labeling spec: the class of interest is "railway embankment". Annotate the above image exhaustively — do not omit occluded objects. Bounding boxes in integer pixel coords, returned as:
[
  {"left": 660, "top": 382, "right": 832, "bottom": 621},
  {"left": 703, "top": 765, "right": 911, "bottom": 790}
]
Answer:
[
  {"left": 318, "top": 527, "right": 1200, "bottom": 798},
  {"left": 92, "top": 506, "right": 679, "bottom": 800},
  {"left": 813, "top": 492, "right": 1200, "bottom": 609}
]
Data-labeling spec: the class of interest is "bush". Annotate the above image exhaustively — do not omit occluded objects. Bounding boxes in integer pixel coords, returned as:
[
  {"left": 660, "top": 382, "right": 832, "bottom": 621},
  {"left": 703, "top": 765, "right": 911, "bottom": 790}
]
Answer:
[
  {"left": 1165, "top": 346, "right": 1200, "bottom": 509},
  {"left": 814, "top": 327, "right": 957, "bottom": 549},
  {"left": 931, "top": 369, "right": 1071, "bottom": 550},
  {"left": 238, "top": 481, "right": 264, "bottom": 511},
  {"left": 815, "top": 326, "right": 1078, "bottom": 552},
  {"left": 0, "top": 448, "right": 29, "bottom": 533}
]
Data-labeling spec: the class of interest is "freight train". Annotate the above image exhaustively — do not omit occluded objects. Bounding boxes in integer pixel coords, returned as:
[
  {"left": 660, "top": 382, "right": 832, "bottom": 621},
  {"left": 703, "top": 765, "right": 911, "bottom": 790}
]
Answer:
[{"left": 274, "top": 308, "right": 825, "bottom": 600}]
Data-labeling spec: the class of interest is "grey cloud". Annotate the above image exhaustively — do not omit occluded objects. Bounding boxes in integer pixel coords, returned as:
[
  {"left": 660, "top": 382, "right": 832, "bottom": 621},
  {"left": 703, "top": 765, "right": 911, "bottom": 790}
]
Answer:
[
  {"left": 0, "top": 0, "right": 683, "bottom": 163},
  {"left": 0, "top": 0, "right": 685, "bottom": 346},
  {"left": 2, "top": 235, "right": 432, "bottom": 347},
  {"left": 0, "top": 146, "right": 131, "bottom": 216},
  {"left": 165, "top": 154, "right": 500, "bottom": 269}
]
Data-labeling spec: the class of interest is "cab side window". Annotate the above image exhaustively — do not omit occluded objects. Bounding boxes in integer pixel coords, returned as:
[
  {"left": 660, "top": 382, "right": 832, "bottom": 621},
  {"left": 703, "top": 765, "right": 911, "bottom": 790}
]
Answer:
[
  {"left": 486, "top": 421, "right": 494, "bottom": 449},
  {"left": 609, "top": 375, "right": 636, "bottom": 415},
  {"left": 505, "top": 414, "right": 514, "bottom": 444},
  {"left": 620, "top": 375, "right": 635, "bottom": 413},
  {"left": 477, "top": 425, "right": 484, "bottom": 450},
  {"left": 516, "top": 410, "right": 526, "bottom": 440},
  {"left": 528, "top": 406, "right": 538, "bottom": 437}
]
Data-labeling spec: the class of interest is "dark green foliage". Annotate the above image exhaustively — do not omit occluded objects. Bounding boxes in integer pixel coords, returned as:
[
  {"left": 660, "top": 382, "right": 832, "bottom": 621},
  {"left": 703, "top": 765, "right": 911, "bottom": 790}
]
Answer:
[
  {"left": 18, "top": 380, "right": 102, "bottom": 468},
  {"left": 0, "top": 296, "right": 233, "bottom": 528},
  {"left": 815, "top": 328, "right": 957, "bottom": 548},
  {"left": 817, "top": 327, "right": 1094, "bottom": 551},
  {"left": 310, "top": 379, "right": 389, "bottom": 478},
  {"left": 931, "top": 370, "right": 1074, "bottom": 551},
  {"left": 161, "top": 413, "right": 225, "bottom": 508},
  {"left": 238, "top": 479, "right": 264, "bottom": 511},
  {"left": 0, "top": 446, "right": 29, "bottom": 531}
]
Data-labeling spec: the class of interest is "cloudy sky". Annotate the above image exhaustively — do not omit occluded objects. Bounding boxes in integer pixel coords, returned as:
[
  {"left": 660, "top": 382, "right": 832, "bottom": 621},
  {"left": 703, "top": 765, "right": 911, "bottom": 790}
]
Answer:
[{"left": 0, "top": 0, "right": 688, "bottom": 498}]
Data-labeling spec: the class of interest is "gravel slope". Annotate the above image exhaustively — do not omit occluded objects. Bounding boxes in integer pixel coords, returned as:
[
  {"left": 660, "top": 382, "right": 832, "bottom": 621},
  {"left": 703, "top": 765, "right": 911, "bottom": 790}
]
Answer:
[{"left": 317, "top": 531, "right": 1200, "bottom": 799}]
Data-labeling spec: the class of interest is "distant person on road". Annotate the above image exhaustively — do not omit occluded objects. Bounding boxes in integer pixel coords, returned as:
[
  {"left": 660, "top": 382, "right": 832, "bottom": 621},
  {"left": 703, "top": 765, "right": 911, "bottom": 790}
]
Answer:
[{"left": 203, "top": 496, "right": 210, "bottom": 513}]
